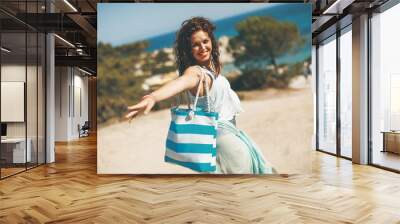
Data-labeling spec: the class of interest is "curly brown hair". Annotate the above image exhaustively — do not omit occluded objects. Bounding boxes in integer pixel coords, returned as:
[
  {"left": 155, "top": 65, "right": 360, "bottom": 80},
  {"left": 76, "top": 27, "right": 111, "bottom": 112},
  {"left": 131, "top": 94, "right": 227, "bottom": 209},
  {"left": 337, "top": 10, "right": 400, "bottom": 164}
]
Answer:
[{"left": 174, "top": 17, "right": 221, "bottom": 76}]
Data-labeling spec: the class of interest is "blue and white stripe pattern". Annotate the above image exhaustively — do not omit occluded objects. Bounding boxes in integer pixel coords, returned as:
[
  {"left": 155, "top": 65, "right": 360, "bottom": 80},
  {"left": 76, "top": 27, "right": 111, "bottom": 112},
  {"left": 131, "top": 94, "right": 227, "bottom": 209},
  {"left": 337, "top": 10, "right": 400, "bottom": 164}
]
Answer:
[{"left": 165, "top": 107, "right": 218, "bottom": 172}]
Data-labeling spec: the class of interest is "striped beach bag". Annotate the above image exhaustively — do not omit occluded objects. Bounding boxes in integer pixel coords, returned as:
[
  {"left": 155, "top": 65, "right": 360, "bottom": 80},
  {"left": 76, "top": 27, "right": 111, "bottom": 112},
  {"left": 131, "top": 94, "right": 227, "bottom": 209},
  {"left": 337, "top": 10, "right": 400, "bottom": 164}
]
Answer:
[{"left": 164, "top": 70, "right": 218, "bottom": 172}]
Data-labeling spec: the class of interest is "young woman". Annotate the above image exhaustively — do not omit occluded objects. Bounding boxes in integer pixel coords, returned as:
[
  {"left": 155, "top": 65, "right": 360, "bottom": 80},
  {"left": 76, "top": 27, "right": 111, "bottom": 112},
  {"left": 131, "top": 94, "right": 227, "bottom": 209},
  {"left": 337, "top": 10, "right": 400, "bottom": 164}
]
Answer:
[{"left": 126, "top": 17, "right": 275, "bottom": 174}]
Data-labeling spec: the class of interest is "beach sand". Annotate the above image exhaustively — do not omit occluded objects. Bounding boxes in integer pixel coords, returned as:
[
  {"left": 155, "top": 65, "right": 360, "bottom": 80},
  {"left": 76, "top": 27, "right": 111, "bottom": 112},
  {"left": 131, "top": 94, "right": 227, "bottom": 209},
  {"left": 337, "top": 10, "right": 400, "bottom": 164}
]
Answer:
[{"left": 98, "top": 76, "right": 313, "bottom": 174}]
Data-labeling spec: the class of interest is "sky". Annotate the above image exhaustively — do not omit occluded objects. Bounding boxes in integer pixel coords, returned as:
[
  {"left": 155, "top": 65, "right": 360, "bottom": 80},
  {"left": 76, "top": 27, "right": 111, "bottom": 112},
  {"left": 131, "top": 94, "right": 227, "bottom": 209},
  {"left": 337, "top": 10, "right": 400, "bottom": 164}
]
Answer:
[{"left": 98, "top": 3, "right": 276, "bottom": 46}]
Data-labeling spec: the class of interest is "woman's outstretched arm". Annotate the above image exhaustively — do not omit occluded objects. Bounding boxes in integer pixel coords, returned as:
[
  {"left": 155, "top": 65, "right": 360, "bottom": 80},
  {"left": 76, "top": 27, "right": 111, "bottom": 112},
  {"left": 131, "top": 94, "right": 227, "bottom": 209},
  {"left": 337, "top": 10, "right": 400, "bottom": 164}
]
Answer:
[{"left": 125, "top": 66, "right": 201, "bottom": 121}]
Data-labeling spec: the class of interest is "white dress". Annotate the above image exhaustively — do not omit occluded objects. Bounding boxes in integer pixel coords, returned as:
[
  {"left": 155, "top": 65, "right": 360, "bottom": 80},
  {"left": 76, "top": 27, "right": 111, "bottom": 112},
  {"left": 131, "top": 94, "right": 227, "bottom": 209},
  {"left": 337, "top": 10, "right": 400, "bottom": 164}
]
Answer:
[
  {"left": 189, "top": 67, "right": 242, "bottom": 129},
  {"left": 188, "top": 66, "right": 274, "bottom": 174}
]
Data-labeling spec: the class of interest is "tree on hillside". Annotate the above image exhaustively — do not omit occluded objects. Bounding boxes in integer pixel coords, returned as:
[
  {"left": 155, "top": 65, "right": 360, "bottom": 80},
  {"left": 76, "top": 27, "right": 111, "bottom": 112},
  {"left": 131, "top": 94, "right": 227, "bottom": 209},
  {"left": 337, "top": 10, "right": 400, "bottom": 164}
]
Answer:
[
  {"left": 229, "top": 16, "right": 304, "bottom": 71},
  {"left": 98, "top": 42, "right": 117, "bottom": 64},
  {"left": 115, "top": 41, "right": 150, "bottom": 57},
  {"left": 97, "top": 40, "right": 152, "bottom": 124},
  {"left": 155, "top": 50, "right": 170, "bottom": 62}
]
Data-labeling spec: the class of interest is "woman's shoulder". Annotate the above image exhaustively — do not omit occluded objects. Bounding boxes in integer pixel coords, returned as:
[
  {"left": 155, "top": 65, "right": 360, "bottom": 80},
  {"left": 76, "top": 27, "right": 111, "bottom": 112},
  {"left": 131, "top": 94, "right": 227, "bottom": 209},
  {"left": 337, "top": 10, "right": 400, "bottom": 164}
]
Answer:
[
  {"left": 181, "top": 66, "right": 204, "bottom": 86},
  {"left": 183, "top": 65, "right": 203, "bottom": 75},
  {"left": 183, "top": 65, "right": 216, "bottom": 82}
]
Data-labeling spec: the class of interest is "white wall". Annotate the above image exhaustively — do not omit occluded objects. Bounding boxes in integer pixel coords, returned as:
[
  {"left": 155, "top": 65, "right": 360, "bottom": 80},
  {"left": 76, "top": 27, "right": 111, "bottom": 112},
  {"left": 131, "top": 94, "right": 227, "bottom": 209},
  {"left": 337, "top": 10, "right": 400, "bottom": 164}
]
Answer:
[
  {"left": 1, "top": 63, "right": 46, "bottom": 164},
  {"left": 1, "top": 65, "right": 26, "bottom": 130},
  {"left": 55, "top": 67, "right": 69, "bottom": 141},
  {"left": 55, "top": 67, "right": 89, "bottom": 141},
  {"left": 1, "top": 65, "right": 37, "bottom": 138},
  {"left": 1, "top": 82, "right": 25, "bottom": 122}
]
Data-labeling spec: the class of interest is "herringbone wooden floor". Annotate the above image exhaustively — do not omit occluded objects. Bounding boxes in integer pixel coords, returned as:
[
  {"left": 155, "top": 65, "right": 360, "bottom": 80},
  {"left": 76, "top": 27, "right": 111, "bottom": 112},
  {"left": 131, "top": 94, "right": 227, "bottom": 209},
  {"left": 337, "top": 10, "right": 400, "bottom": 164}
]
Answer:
[{"left": 1, "top": 135, "right": 400, "bottom": 223}]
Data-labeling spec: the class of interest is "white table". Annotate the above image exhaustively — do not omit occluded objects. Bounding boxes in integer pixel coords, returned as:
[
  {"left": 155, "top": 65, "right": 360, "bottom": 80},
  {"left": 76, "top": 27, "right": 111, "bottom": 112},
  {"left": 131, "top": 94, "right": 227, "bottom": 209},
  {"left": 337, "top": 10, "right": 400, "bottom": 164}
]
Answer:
[{"left": 1, "top": 138, "right": 31, "bottom": 163}]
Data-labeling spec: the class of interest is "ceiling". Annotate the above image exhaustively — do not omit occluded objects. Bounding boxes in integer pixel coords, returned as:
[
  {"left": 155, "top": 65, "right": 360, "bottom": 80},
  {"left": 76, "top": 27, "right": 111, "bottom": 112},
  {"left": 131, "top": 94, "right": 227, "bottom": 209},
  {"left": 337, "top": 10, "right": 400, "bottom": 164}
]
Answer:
[
  {"left": 1, "top": 0, "right": 98, "bottom": 74},
  {"left": 310, "top": 0, "right": 389, "bottom": 43},
  {"left": 0, "top": 0, "right": 393, "bottom": 75}
]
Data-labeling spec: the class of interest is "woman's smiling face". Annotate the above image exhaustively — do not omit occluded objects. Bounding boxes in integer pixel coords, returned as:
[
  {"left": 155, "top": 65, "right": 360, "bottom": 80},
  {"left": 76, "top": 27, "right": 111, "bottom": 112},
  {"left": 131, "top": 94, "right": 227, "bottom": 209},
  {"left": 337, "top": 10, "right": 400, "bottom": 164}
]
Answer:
[{"left": 191, "top": 30, "right": 212, "bottom": 65}]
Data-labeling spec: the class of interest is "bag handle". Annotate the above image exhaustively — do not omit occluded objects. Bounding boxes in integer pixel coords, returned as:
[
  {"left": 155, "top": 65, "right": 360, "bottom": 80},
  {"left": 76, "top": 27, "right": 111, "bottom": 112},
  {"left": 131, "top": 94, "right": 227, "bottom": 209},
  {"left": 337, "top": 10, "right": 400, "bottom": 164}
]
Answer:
[
  {"left": 192, "top": 66, "right": 211, "bottom": 112},
  {"left": 173, "top": 66, "right": 211, "bottom": 112}
]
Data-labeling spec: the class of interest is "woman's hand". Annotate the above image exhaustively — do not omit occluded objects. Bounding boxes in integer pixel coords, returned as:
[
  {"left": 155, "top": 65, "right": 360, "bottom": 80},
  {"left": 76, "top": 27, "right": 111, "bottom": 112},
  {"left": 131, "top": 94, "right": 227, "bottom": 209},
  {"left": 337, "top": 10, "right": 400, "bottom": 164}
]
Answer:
[
  {"left": 125, "top": 95, "right": 156, "bottom": 122},
  {"left": 125, "top": 66, "right": 201, "bottom": 122}
]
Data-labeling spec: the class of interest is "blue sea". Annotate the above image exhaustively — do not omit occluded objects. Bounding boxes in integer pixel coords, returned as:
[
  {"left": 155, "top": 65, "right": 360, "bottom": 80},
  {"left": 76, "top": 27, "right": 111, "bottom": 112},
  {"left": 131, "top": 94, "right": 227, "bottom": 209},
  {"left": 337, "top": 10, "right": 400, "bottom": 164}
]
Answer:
[{"left": 146, "top": 4, "right": 311, "bottom": 69}]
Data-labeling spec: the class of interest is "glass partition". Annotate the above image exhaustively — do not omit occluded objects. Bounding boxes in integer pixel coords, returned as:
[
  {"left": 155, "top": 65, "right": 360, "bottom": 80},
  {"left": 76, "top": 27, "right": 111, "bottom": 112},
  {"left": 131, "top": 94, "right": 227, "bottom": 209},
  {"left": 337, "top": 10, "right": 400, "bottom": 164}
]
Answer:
[
  {"left": 1, "top": 30, "right": 28, "bottom": 177},
  {"left": 26, "top": 0, "right": 44, "bottom": 169},
  {"left": 38, "top": 32, "right": 45, "bottom": 165},
  {"left": 317, "top": 34, "right": 337, "bottom": 154},
  {"left": 0, "top": 1, "right": 46, "bottom": 179},
  {"left": 339, "top": 26, "right": 352, "bottom": 158},
  {"left": 371, "top": 3, "right": 400, "bottom": 171},
  {"left": 27, "top": 30, "right": 38, "bottom": 169}
]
